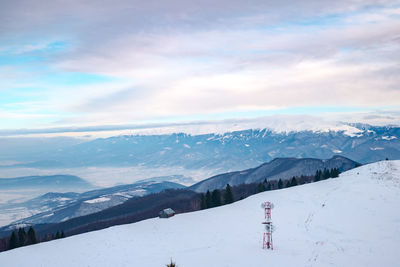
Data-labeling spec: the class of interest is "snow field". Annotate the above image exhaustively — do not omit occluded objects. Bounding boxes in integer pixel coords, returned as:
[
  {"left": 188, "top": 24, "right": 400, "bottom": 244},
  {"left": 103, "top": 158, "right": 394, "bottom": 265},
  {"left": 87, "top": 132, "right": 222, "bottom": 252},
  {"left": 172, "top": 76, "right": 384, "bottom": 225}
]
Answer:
[{"left": 0, "top": 160, "right": 399, "bottom": 267}]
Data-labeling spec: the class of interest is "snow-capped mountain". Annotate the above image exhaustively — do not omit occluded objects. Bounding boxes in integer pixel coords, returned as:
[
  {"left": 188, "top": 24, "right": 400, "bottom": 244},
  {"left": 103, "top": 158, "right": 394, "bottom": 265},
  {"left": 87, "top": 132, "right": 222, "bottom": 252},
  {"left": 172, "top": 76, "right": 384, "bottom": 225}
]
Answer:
[
  {"left": 5, "top": 125, "right": 399, "bottom": 173},
  {"left": 0, "top": 160, "right": 398, "bottom": 266}
]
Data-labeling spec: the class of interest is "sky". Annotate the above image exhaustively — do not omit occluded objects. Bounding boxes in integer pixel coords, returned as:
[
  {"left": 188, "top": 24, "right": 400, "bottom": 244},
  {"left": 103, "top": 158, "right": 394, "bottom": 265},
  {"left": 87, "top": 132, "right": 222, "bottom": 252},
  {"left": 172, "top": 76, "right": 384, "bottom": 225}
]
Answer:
[{"left": 1, "top": 0, "right": 400, "bottom": 136}]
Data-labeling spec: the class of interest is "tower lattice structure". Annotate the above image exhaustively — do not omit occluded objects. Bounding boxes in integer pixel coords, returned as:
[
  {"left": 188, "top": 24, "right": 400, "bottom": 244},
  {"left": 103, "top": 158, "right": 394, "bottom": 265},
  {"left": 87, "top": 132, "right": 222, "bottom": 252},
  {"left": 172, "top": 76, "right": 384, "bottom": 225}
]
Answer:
[{"left": 261, "top": 201, "right": 274, "bottom": 250}]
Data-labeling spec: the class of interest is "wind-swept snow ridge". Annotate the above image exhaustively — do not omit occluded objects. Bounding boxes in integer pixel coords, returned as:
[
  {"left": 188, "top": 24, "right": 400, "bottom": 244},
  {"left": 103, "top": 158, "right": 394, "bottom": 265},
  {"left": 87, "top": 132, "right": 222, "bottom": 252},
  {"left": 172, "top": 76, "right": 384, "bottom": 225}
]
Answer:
[{"left": 1, "top": 161, "right": 399, "bottom": 267}]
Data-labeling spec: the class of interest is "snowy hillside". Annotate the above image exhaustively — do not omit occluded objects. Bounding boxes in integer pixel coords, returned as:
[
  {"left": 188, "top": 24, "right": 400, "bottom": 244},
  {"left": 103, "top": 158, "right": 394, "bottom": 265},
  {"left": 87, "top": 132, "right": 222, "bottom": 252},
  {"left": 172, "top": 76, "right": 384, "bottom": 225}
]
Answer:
[{"left": 1, "top": 160, "right": 399, "bottom": 267}]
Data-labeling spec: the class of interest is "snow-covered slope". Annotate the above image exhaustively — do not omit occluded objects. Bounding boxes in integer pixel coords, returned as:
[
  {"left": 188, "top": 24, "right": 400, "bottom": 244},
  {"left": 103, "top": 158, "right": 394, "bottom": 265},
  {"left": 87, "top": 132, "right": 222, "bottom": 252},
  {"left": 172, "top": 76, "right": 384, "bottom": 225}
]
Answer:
[{"left": 1, "top": 161, "right": 399, "bottom": 267}]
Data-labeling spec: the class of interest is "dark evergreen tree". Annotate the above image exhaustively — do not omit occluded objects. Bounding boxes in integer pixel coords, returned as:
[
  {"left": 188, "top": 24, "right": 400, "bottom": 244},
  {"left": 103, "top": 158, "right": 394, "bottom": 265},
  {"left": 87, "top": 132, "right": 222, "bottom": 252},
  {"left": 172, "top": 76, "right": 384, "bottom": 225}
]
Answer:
[
  {"left": 9, "top": 231, "right": 18, "bottom": 250},
  {"left": 55, "top": 231, "right": 60, "bottom": 239},
  {"left": 290, "top": 176, "right": 298, "bottom": 187},
  {"left": 331, "top": 168, "right": 340, "bottom": 178},
  {"left": 285, "top": 180, "right": 291, "bottom": 188},
  {"left": 314, "top": 170, "right": 321, "bottom": 182},
  {"left": 200, "top": 193, "right": 207, "bottom": 210},
  {"left": 257, "top": 183, "right": 266, "bottom": 193},
  {"left": 18, "top": 228, "right": 26, "bottom": 247},
  {"left": 205, "top": 190, "right": 212, "bottom": 209},
  {"left": 266, "top": 183, "right": 271, "bottom": 191},
  {"left": 211, "top": 189, "right": 222, "bottom": 207},
  {"left": 224, "top": 184, "right": 234, "bottom": 204},
  {"left": 278, "top": 179, "right": 283, "bottom": 189},
  {"left": 322, "top": 168, "right": 330, "bottom": 179},
  {"left": 27, "top": 226, "right": 37, "bottom": 245},
  {"left": 61, "top": 231, "right": 66, "bottom": 238}
]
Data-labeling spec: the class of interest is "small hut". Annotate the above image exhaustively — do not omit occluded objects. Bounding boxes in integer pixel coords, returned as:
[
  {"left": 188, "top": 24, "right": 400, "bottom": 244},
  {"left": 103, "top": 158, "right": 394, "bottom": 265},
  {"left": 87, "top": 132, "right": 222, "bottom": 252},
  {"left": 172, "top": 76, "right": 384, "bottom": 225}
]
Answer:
[{"left": 159, "top": 208, "right": 175, "bottom": 218}]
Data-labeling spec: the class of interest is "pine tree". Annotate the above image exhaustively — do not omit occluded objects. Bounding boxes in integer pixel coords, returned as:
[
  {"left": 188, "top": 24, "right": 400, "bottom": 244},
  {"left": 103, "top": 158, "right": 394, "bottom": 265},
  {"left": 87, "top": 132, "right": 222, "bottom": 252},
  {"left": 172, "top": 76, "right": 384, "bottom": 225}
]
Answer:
[
  {"left": 322, "top": 168, "right": 330, "bottom": 179},
  {"left": 257, "top": 183, "right": 265, "bottom": 193},
  {"left": 205, "top": 190, "right": 212, "bottom": 208},
  {"left": 200, "top": 193, "right": 207, "bottom": 209},
  {"left": 61, "top": 231, "right": 66, "bottom": 238},
  {"left": 9, "top": 231, "right": 18, "bottom": 250},
  {"left": 278, "top": 179, "right": 283, "bottom": 189},
  {"left": 314, "top": 170, "right": 321, "bottom": 182},
  {"left": 224, "top": 184, "right": 234, "bottom": 204},
  {"left": 211, "top": 189, "right": 221, "bottom": 207},
  {"left": 266, "top": 183, "right": 271, "bottom": 191},
  {"left": 27, "top": 226, "right": 37, "bottom": 245},
  {"left": 331, "top": 168, "right": 340, "bottom": 178},
  {"left": 285, "top": 180, "right": 291, "bottom": 188},
  {"left": 290, "top": 176, "right": 298, "bottom": 187},
  {"left": 55, "top": 231, "right": 60, "bottom": 239},
  {"left": 18, "top": 228, "right": 26, "bottom": 247}
]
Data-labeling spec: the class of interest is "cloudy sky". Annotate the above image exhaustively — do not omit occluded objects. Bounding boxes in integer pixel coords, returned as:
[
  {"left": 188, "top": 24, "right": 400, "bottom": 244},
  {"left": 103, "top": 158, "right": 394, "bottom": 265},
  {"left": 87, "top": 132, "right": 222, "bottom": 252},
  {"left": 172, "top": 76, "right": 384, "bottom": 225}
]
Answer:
[{"left": 1, "top": 0, "right": 400, "bottom": 135}]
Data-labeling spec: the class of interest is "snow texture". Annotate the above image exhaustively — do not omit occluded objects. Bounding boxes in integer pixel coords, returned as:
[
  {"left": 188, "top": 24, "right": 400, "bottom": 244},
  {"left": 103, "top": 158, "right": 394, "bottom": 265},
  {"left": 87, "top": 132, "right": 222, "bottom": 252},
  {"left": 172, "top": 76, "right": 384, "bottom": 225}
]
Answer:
[
  {"left": 83, "top": 197, "right": 110, "bottom": 204},
  {"left": 1, "top": 160, "right": 399, "bottom": 267}
]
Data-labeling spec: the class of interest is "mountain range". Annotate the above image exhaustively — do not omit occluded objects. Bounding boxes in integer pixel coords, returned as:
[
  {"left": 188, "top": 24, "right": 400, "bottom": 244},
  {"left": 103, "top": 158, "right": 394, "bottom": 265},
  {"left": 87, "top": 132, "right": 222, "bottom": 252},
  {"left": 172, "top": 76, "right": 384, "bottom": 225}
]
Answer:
[
  {"left": 0, "top": 175, "right": 94, "bottom": 192},
  {"left": 1, "top": 125, "right": 398, "bottom": 173}
]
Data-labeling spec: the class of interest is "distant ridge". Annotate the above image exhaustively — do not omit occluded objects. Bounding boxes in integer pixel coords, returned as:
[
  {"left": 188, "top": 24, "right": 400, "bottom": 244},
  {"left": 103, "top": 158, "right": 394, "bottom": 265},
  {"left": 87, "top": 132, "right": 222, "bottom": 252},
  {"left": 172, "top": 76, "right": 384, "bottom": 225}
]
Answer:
[
  {"left": 189, "top": 155, "right": 358, "bottom": 192},
  {"left": 2, "top": 125, "right": 399, "bottom": 171},
  {"left": 0, "top": 175, "right": 94, "bottom": 191},
  {"left": 0, "top": 181, "right": 185, "bottom": 230}
]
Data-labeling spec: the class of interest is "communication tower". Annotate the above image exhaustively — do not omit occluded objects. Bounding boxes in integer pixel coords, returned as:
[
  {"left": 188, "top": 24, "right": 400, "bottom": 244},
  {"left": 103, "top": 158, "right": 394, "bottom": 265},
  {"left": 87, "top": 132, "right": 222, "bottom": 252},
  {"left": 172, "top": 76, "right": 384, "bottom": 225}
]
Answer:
[{"left": 261, "top": 201, "right": 274, "bottom": 250}]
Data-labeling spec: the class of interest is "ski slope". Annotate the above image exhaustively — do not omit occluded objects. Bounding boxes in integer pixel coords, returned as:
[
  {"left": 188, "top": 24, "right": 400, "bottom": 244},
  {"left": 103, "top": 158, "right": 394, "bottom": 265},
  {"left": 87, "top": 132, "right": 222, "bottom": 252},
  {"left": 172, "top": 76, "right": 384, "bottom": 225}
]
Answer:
[{"left": 1, "top": 160, "right": 399, "bottom": 267}]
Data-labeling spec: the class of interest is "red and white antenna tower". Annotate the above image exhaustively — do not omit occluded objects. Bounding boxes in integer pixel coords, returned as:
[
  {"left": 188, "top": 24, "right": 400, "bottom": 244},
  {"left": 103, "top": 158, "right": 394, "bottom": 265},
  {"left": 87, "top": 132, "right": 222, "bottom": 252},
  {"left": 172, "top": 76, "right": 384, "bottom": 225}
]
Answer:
[{"left": 261, "top": 201, "right": 274, "bottom": 250}]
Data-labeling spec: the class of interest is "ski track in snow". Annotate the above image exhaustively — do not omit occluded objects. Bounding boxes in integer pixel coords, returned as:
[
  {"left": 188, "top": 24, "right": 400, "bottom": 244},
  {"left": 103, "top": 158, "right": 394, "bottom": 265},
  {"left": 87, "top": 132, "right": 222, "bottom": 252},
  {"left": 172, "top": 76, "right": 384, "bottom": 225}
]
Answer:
[{"left": 0, "top": 160, "right": 400, "bottom": 267}]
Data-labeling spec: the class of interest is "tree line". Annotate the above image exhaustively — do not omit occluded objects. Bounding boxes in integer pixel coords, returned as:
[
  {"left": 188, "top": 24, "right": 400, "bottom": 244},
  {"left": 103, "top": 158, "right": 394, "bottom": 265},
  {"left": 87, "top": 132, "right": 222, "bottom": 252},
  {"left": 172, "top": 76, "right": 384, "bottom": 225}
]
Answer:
[
  {"left": 199, "top": 168, "right": 341, "bottom": 210},
  {"left": 8, "top": 226, "right": 37, "bottom": 250},
  {"left": 0, "top": 226, "right": 66, "bottom": 252},
  {"left": 200, "top": 184, "right": 234, "bottom": 209}
]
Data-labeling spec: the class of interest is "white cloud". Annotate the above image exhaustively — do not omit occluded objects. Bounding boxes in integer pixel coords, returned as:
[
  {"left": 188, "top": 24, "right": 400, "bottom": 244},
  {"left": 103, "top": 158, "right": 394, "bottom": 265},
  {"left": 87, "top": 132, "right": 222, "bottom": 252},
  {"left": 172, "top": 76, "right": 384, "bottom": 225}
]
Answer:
[{"left": 0, "top": 1, "right": 399, "bottom": 129}]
